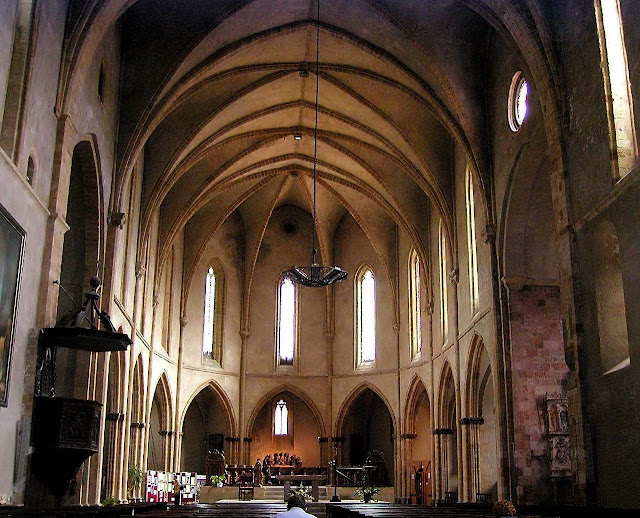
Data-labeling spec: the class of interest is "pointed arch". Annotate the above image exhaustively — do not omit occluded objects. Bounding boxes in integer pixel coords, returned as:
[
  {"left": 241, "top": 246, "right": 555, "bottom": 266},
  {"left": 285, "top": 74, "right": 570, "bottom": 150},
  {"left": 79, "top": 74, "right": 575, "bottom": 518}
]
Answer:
[
  {"left": 437, "top": 361, "right": 456, "bottom": 427},
  {"left": 179, "top": 380, "right": 237, "bottom": 437},
  {"left": 408, "top": 248, "right": 423, "bottom": 359},
  {"left": 354, "top": 263, "right": 377, "bottom": 368},
  {"left": 335, "top": 381, "right": 396, "bottom": 438},
  {"left": 404, "top": 374, "right": 430, "bottom": 435},
  {"left": 246, "top": 384, "right": 326, "bottom": 439}
]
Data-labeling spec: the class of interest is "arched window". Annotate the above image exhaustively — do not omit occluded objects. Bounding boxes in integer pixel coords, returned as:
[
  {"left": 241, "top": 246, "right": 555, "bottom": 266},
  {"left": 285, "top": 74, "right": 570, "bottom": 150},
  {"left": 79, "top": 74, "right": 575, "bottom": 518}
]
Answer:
[
  {"left": 466, "top": 167, "right": 479, "bottom": 314},
  {"left": 439, "top": 222, "right": 449, "bottom": 341},
  {"left": 409, "top": 249, "right": 422, "bottom": 359},
  {"left": 595, "top": 0, "right": 637, "bottom": 178},
  {"left": 356, "top": 267, "right": 376, "bottom": 367},
  {"left": 203, "top": 266, "right": 219, "bottom": 361},
  {"left": 277, "top": 277, "right": 296, "bottom": 366},
  {"left": 274, "top": 399, "right": 289, "bottom": 435}
]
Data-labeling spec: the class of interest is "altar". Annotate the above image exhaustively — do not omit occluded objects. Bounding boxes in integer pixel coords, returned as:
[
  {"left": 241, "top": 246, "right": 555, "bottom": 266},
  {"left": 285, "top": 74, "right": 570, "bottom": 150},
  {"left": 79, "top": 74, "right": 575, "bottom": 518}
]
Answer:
[{"left": 275, "top": 474, "right": 327, "bottom": 502}]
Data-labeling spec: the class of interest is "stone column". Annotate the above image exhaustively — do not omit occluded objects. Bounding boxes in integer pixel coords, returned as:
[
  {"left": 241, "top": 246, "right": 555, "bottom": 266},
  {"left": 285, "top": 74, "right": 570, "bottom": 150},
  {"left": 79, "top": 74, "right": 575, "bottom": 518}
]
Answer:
[
  {"left": 173, "top": 316, "right": 188, "bottom": 471},
  {"left": 238, "top": 329, "right": 249, "bottom": 465},
  {"left": 449, "top": 268, "right": 464, "bottom": 502}
]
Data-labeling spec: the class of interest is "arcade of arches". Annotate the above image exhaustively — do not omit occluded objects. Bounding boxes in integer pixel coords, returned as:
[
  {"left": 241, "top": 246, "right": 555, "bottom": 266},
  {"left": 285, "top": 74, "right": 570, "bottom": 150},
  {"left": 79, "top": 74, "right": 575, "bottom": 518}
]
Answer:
[{"left": 1, "top": 0, "right": 640, "bottom": 511}]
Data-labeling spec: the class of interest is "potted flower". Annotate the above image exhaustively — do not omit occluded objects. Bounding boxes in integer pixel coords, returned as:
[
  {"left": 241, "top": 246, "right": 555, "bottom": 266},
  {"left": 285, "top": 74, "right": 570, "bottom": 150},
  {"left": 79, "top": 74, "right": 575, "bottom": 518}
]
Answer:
[
  {"left": 210, "top": 475, "right": 226, "bottom": 487},
  {"left": 354, "top": 486, "right": 380, "bottom": 503},
  {"left": 493, "top": 499, "right": 517, "bottom": 517}
]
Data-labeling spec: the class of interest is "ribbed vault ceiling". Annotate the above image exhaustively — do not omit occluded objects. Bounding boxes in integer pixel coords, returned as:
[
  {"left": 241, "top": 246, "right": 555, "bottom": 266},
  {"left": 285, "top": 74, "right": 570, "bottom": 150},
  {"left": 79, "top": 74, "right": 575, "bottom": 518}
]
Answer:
[{"left": 106, "top": 0, "right": 495, "bottom": 292}]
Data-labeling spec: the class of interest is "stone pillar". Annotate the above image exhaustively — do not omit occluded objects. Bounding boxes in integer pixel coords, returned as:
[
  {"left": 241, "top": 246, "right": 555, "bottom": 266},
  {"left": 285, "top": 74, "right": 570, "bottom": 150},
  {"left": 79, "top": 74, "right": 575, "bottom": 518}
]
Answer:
[
  {"left": 173, "top": 316, "right": 188, "bottom": 471},
  {"left": 449, "top": 268, "right": 464, "bottom": 502},
  {"left": 238, "top": 329, "right": 249, "bottom": 465}
]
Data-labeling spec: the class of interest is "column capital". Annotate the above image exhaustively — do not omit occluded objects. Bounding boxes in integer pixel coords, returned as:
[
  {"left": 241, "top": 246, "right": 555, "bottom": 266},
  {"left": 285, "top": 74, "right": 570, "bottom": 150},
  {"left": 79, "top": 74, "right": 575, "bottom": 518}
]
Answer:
[
  {"left": 109, "top": 212, "right": 126, "bottom": 229},
  {"left": 135, "top": 262, "right": 146, "bottom": 278},
  {"left": 482, "top": 224, "right": 496, "bottom": 244}
]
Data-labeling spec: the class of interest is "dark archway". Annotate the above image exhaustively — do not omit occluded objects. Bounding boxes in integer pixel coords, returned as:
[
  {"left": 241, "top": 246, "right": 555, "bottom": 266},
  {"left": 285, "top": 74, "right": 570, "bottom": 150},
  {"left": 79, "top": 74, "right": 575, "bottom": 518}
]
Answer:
[
  {"left": 181, "top": 385, "right": 233, "bottom": 473},
  {"left": 466, "top": 336, "right": 498, "bottom": 501},
  {"left": 128, "top": 355, "right": 145, "bottom": 498},
  {"left": 148, "top": 374, "right": 172, "bottom": 472},
  {"left": 438, "top": 364, "right": 458, "bottom": 498},
  {"left": 404, "top": 376, "right": 432, "bottom": 503},
  {"left": 100, "top": 352, "right": 122, "bottom": 501},
  {"left": 338, "top": 386, "right": 395, "bottom": 486}
]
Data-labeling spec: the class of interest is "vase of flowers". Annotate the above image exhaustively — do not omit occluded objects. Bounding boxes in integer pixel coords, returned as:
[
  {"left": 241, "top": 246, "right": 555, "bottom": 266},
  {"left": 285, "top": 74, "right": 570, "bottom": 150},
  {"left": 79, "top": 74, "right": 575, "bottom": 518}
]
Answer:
[
  {"left": 210, "top": 475, "right": 225, "bottom": 487},
  {"left": 354, "top": 486, "right": 380, "bottom": 503},
  {"left": 492, "top": 499, "right": 517, "bottom": 517}
]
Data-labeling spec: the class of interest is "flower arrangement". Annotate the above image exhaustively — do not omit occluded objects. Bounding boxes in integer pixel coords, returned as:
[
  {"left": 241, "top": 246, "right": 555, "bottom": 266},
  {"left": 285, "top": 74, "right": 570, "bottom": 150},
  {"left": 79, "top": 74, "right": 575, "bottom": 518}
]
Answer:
[
  {"left": 210, "top": 475, "right": 226, "bottom": 487},
  {"left": 492, "top": 499, "right": 516, "bottom": 517},
  {"left": 353, "top": 486, "right": 380, "bottom": 503},
  {"left": 292, "top": 485, "right": 312, "bottom": 500}
]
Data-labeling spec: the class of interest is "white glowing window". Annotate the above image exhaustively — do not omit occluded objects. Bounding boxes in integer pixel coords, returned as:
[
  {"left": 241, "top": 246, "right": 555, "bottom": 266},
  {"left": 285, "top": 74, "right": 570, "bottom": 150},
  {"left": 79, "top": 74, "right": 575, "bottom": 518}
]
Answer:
[
  {"left": 274, "top": 399, "right": 288, "bottom": 435},
  {"left": 277, "top": 278, "right": 296, "bottom": 365},
  {"left": 409, "top": 249, "right": 422, "bottom": 358},
  {"left": 509, "top": 72, "right": 529, "bottom": 131},
  {"left": 356, "top": 268, "right": 376, "bottom": 366},
  {"left": 439, "top": 222, "right": 449, "bottom": 341},
  {"left": 202, "top": 267, "right": 216, "bottom": 357},
  {"left": 466, "top": 168, "right": 479, "bottom": 314},
  {"left": 596, "top": 0, "right": 637, "bottom": 177}
]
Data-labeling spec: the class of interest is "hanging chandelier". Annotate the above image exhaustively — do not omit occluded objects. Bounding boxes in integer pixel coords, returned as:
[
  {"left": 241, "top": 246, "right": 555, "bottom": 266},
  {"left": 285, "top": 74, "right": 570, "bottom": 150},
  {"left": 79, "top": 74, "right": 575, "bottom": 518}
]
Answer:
[{"left": 283, "top": 0, "right": 348, "bottom": 288}]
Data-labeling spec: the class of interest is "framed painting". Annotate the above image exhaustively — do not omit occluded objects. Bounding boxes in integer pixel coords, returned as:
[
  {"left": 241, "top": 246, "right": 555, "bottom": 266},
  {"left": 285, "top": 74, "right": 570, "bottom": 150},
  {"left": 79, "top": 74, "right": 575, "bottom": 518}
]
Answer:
[{"left": 0, "top": 205, "right": 25, "bottom": 407}]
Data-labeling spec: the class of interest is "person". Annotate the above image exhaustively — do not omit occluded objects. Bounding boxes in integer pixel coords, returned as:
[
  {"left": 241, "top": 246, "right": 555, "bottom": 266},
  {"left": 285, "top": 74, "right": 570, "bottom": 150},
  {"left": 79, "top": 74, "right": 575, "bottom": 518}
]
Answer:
[
  {"left": 274, "top": 494, "right": 316, "bottom": 517},
  {"left": 172, "top": 476, "right": 181, "bottom": 507}
]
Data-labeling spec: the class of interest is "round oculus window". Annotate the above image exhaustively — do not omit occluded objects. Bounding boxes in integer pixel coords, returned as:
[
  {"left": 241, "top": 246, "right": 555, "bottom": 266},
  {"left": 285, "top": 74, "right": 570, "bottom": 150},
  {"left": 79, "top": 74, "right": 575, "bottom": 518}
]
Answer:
[{"left": 509, "top": 72, "right": 529, "bottom": 132}]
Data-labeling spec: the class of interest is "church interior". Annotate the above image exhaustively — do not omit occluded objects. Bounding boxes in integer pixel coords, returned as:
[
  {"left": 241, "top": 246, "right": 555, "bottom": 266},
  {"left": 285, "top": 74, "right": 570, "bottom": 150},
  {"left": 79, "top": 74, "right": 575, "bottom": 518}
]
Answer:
[{"left": 0, "top": 0, "right": 639, "bottom": 515}]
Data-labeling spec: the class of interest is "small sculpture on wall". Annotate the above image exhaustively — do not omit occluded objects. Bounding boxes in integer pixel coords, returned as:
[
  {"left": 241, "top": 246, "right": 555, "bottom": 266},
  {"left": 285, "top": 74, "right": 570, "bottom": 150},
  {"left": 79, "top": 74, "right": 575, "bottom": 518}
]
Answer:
[{"left": 545, "top": 394, "right": 571, "bottom": 478}]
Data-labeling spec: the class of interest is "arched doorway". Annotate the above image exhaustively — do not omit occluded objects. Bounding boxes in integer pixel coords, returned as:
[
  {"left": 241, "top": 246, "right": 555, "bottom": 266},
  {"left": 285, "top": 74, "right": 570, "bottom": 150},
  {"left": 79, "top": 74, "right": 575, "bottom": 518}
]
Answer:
[
  {"left": 181, "top": 384, "right": 233, "bottom": 473},
  {"left": 466, "top": 337, "right": 498, "bottom": 502},
  {"left": 404, "top": 377, "right": 432, "bottom": 503},
  {"left": 148, "top": 375, "right": 172, "bottom": 472},
  {"left": 437, "top": 364, "right": 458, "bottom": 500},
  {"left": 337, "top": 386, "right": 395, "bottom": 486},
  {"left": 248, "top": 389, "right": 323, "bottom": 469}
]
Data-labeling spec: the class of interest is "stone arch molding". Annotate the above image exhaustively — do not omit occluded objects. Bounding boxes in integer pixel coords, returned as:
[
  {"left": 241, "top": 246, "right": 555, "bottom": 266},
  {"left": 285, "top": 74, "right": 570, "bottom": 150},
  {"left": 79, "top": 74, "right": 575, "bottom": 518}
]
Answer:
[
  {"left": 179, "top": 380, "right": 238, "bottom": 438},
  {"left": 465, "top": 333, "right": 494, "bottom": 417},
  {"left": 151, "top": 371, "right": 174, "bottom": 431},
  {"left": 403, "top": 374, "right": 431, "bottom": 436},
  {"left": 334, "top": 381, "right": 397, "bottom": 438},
  {"left": 246, "top": 384, "right": 327, "bottom": 440}
]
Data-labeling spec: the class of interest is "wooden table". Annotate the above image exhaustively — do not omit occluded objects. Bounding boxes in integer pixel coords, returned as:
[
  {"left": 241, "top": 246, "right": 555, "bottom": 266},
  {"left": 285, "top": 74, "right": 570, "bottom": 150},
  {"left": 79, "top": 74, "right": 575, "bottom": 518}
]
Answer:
[{"left": 275, "top": 474, "right": 327, "bottom": 502}]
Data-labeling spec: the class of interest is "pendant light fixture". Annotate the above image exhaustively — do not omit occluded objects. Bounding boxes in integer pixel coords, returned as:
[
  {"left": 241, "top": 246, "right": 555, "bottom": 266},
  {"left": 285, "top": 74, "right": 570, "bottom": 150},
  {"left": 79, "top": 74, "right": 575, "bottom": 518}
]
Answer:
[{"left": 283, "top": 0, "right": 348, "bottom": 288}]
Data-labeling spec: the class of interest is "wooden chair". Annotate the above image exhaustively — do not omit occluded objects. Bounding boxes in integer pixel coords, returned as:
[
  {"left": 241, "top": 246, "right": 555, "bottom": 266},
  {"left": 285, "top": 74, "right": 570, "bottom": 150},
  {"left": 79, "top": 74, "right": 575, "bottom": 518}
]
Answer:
[{"left": 238, "top": 471, "right": 255, "bottom": 501}]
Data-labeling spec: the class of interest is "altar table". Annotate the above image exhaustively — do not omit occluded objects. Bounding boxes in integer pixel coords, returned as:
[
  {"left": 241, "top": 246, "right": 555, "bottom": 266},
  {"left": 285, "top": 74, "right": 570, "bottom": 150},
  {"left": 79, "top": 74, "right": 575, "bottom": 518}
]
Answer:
[{"left": 275, "top": 474, "right": 327, "bottom": 502}]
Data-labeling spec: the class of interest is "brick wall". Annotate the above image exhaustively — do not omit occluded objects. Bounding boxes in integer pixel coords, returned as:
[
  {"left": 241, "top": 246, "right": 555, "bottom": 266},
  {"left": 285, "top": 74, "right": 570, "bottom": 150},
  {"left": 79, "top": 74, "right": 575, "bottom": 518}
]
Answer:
[{"left": 508, "top": 286, "right": 568, "bottom": 504}]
